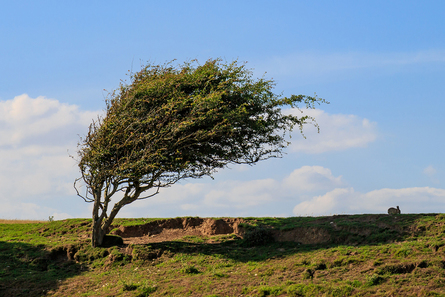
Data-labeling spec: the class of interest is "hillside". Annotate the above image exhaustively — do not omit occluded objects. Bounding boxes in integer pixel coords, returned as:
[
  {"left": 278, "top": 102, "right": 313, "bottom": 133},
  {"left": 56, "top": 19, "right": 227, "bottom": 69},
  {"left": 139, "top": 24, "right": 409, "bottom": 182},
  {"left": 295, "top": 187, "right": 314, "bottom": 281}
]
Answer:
[{"left": 1, "top": 214, "right": 445, "bottom": 296}]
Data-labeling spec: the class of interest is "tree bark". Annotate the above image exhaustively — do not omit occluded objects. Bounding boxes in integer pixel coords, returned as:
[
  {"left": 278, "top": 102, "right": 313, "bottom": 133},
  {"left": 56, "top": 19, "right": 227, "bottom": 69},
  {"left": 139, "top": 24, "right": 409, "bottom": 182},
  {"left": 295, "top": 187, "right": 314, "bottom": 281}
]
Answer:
[
  {"left": 91, "top": 219, "right": 106, "bottom": 247},
  {"left": 90, "top": 193, "right": 135, "bottom": 247}
]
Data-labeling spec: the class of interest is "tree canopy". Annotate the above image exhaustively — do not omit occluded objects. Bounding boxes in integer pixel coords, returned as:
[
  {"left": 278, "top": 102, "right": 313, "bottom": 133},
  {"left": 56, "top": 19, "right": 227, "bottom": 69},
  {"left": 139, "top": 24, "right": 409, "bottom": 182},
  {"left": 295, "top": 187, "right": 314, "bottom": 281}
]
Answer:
[{"left": 76, "top": 59, "right": 327, "bottom": 247}]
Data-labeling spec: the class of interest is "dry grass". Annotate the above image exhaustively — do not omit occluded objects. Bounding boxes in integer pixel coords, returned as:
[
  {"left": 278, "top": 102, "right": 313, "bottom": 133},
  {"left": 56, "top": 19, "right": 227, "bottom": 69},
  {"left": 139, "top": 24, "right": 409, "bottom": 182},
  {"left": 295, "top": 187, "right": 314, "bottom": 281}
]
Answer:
[{"left": 0, "top": 219, "right": 47, "bottom": 224}]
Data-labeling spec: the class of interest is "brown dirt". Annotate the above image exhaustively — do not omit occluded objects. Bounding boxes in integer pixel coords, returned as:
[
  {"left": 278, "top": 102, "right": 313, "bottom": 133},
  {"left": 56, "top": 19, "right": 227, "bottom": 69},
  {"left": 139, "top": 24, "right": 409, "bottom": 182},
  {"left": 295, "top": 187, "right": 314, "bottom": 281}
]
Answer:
[
  {"left": 111, "top": 217, "right": 247, "bottom": 244},
  {"left": 110, "top": 214, "right": 408, "bottom": 245}
]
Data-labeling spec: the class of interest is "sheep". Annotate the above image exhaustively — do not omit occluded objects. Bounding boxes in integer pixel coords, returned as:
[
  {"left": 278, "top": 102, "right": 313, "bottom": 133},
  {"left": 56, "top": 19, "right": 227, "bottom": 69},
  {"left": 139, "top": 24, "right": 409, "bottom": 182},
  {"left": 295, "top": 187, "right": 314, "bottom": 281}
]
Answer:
[{"left": 388, "top": 206, "right": 401, "bottom": 215}]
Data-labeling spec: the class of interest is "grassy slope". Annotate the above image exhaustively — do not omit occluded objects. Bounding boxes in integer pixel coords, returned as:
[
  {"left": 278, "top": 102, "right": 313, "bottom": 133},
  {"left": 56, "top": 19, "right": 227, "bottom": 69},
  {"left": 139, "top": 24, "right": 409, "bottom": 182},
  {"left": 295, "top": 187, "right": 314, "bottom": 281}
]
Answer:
[{"left": 1, "top": 214, "right": 445, "bottom": 296}]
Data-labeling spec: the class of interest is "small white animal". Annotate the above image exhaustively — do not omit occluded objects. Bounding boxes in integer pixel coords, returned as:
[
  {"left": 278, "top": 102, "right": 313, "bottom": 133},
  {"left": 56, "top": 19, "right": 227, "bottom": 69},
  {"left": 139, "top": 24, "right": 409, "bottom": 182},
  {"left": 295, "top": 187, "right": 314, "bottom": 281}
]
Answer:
[{"left": 388, "top": 206, "right": 401, "bottom": 214}]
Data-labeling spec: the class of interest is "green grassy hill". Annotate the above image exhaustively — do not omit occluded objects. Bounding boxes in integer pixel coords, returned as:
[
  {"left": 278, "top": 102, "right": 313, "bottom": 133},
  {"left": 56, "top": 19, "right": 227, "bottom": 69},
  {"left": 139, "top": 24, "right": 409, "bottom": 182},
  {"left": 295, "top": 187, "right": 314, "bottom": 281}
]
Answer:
[{"left": 1, "top": 214, "right": 445, "bottom": 296}]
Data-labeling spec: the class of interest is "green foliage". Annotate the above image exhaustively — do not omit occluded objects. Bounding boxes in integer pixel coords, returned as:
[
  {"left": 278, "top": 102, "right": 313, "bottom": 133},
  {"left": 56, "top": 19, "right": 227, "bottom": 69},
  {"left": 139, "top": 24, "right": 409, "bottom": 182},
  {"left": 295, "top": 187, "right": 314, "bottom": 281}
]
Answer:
[
  {"left": 376, "top": 263, "right": 416, "bottom": 275},
  {"left": 242, "top": 226, "right": 275, "bottom": 247},
  {"left": 76, "top": 58, "right": 327, "bottom": 247},
  {"left": 74, "top": 246, "right": 109, "bottom": 262},
  {"left": 182, "top": 265, "right": 200, "bottom": 274},
  {"left": 302, "top": 268, "right": 314, "bottom": 280},
  {"left": 366, "top": 274, "right": 386, "bottom": 286},
  {"left": 394, "top": 246, "right": 413, "bottom": 258},
  {"left": 286, "top": 283, "right": 324, "bottom": 296},
  {"left": 79, "top": 59, "right": 326, "bottom": 185},
  {"left": 119, "top": 280, "right": 157, "bottom": 296},
  {"left": 212, "top": 272, "right": 228, "bottom": 278},
  {"left": 257, "top": 285, "right": 283, "bottom": 296},
  {"left": 120, "top": 280, "right": 138, "bottom": 291}
]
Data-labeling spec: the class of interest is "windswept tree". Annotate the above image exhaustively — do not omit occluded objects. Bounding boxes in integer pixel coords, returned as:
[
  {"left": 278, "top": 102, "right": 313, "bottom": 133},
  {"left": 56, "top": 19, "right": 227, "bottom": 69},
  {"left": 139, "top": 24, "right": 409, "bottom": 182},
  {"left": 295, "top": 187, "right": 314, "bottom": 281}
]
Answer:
[{"left": 76, "top": 59, "right": 328, "bottom": 247}]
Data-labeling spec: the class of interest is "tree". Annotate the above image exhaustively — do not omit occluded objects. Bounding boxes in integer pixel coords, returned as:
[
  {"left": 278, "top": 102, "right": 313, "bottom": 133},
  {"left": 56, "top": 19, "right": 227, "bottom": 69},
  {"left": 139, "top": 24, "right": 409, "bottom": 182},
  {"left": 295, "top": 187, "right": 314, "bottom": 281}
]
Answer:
[{"left": 75, "top": 59, "right": 327, "bottom": 247}]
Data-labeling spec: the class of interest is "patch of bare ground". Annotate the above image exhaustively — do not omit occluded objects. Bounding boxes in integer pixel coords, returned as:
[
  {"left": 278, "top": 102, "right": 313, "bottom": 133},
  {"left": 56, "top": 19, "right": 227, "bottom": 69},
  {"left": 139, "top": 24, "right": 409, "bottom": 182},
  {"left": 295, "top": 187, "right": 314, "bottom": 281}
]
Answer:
[
  {"left": 109, "top": 214, "right": 411, "bottom": 246},
  {"left": 111, "top": 217, "right": 247, "bottom": 244}
]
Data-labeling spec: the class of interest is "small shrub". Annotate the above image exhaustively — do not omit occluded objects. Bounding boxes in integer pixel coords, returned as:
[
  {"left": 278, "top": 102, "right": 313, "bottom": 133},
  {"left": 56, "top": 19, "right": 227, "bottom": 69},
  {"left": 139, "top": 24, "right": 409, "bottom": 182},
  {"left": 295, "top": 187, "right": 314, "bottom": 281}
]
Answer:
[
  {"left": 347, "top": 280, "right": 362, "bottom": 288},
  {"left": 376, "top": 263, "right": 415, "bottom": 275},
  {"left": 314, "top": 262, "right": 327, "bottom": 270},
  {"left": 74, "top": 246, "right": 109, "bottom": 262},
  {"left": 302, "top": 268, "right": 314, "bottom": 280},
  {"left": 182, "top": 265, "right": 200, "bottom": 274},
  {"left": 329, "top": 285, "right": 354, "bottom": 296},
  {"left": 213, "top": 272, "right": 228, "bottom": 278},
  {"left": 121, "top": 281, "right": 138, "bottom": 291},
  {"left": 257, "top": 285, "right": 282, "bottom": 296},
  {"left": 287, "top": 283, "right": 323, "bottom": 296},
  {"left": 366, "top": 274, "right": 386, "bottom": 286},
  {"left": 286, "top": 284, "right": 305, "bottom": 296},
  {"left": 242, "top": 287, "right": 253, "bottom": 294},
  {"left": 137, "top": 284, "right": 157, "bottom": 297},
  {"left": 373, "top": 259, "right": 384, "bottom": 266},
  {"left": 104, "top": 247, "right": 132, "bottom": 266},
  {"left": 242, "top": 227, "right": 274, "bottom": 247},
  {"left": 299, "top": 259, "right": 311, "bottom": 266},
  {"left": 394, "top": 247, "right": 412, "bottom": 258}
]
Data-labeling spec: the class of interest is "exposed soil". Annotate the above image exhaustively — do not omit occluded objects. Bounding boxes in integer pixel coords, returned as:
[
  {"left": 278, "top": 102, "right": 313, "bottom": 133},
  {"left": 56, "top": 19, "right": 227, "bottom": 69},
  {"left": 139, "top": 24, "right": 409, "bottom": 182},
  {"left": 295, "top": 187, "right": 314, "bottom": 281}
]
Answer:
[
  {"left": 111, "top": 217, "right": 247, "bottom": 244},
  {"left": 109, "top": 214, "right": 408, "bottom": 245}
]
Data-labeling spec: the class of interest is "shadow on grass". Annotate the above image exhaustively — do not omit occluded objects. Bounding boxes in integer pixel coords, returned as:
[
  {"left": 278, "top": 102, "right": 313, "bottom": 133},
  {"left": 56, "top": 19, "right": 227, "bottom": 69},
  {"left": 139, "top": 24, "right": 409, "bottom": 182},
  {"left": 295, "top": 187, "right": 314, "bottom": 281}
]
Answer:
[
  {"left": 143, "top": 239, "right": 313, "bottom": 263},
  {"left": 0, "top": 240, "right": 82, "bottom": 297}
]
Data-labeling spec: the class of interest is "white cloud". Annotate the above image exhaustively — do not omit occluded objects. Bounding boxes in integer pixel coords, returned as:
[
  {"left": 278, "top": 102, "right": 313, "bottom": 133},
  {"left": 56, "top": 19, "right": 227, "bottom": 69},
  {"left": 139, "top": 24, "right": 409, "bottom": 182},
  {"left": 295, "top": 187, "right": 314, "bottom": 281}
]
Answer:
[
  {"left": 125, "top": 165, "right": 445, "bottom": 218},
  {"left": 283, "top": 166, "right": 344, "bottom": 192},
  {"left": 293, "top": 188, "right": 353, "bottom": 216},
  {"left": 0, "top": 94, "right": 101, "bottom": 219},
  {"left": 203, "top": 178, "right": 278, "bottom": 209},
  {"left": 0, "top": 94, "right": 99, "bottom": 147},
  {"left": 286, "top": 109, "right": 377, "bottom": 153},
  {"left": 123, "top": 166, "right": 344, "bottom": 217},
  {"left": 293, "top": 186, "right": 445, "bottom": 216},
  {"left": 0, "top": 202, "right": 74, "bottom": 220}
]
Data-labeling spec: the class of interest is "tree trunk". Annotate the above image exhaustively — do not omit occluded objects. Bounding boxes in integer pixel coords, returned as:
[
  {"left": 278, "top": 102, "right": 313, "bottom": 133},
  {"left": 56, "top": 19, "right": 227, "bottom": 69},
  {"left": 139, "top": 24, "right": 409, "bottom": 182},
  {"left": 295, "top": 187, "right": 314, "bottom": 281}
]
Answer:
[
  {"left": 90, "top": 190, "right": 138, "bottom": 247},
  {"left": 91, "top": 200, "right": 125, "bottom": 247},
  {"left": 91, "top": 218, "right": 107, "bottom": 247}
]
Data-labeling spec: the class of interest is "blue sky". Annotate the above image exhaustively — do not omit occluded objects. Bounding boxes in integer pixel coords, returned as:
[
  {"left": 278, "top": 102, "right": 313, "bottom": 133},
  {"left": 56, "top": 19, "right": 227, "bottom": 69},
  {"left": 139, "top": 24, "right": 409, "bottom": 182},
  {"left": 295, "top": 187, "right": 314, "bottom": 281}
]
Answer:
[{"left": 1, "top": 1, "right": 444, "bottom": 219}]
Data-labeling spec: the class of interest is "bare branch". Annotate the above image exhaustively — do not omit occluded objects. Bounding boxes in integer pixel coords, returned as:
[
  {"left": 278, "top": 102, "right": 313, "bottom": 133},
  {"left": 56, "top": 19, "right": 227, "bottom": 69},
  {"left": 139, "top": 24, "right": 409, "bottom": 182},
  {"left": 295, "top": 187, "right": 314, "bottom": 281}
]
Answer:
[{"left": 74, "top": 177, "right": 94, "bottom": 203}]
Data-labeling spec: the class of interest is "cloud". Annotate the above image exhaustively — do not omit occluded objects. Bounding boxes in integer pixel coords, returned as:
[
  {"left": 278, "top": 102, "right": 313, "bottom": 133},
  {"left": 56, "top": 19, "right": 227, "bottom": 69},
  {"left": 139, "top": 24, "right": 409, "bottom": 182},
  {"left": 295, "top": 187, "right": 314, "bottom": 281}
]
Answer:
[
  {"left": 293, "top": 187, "right": 445, "bottom": 216},
  {"left": 0, "top": 202, "right": 74, "bottom": 220},
  {"left": 203, "top": 178, "right": 278, "bottom": 209},
  {"left": 125, "top": 165, "right": 445, "bottom": 218},
  {"left": 0, "top": 94, "right": 99, "bottom": 147},
  {"left": 423, "top": 165, "right": 437, "bottom": 176},
  {"left": 123, "top": 165, "right": 345, "bottom": 218},
  {"left": 0, "top": 94, "right": 101, "bottom": 219},
  {"left": 3, "top": 94, "right": 440, "bottom": 220},
  {"left": 283, "top": 166, "right": 344, "bottom": 192},
  {"left": 286, "top": 109, "right": 377, "bottom": 153}
]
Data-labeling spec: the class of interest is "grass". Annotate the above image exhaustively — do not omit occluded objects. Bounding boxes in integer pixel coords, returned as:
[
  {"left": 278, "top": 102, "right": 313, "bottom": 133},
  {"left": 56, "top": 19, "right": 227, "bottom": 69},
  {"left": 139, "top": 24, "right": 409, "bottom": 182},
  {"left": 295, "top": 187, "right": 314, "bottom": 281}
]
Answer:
[
  {"left": 0, "top": 219, "right": 47, "bottom": 224},
  {"left": 1, "top": 214, "right": 445, "bottom": 296}
]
